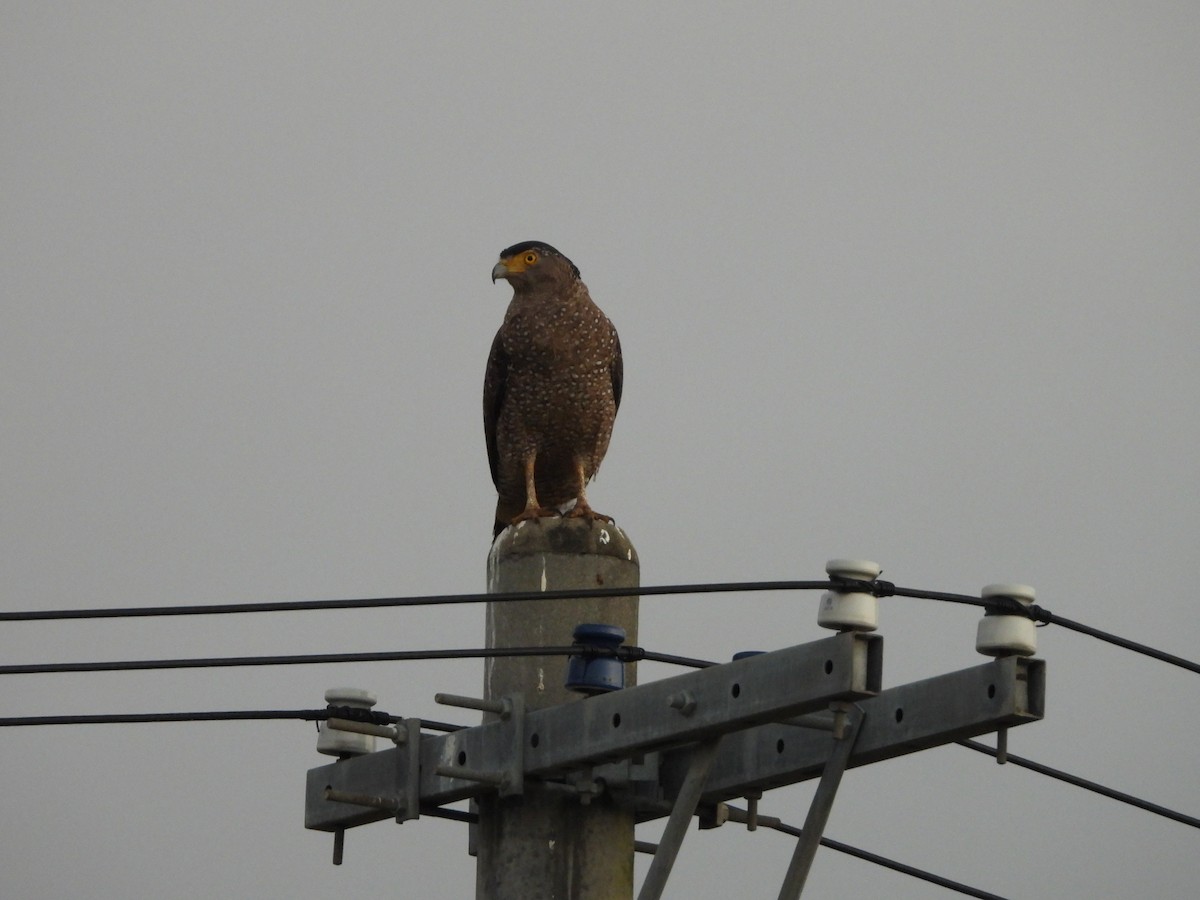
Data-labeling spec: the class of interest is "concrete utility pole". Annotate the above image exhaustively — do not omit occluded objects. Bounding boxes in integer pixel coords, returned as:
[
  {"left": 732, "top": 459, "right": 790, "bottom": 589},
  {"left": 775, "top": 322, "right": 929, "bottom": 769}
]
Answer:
[{"left": 478, "top": 517, "right": 640, "bottom": 900}]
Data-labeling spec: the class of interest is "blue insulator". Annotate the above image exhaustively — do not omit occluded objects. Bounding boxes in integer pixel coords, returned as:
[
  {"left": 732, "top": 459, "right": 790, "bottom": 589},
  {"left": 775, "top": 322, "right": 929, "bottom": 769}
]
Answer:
[
  {"left": 565, "top": 623, "right": 627, "bottom": 695},
  {"left": 731, "top": 651, "right": 765, "bottom": 661}
]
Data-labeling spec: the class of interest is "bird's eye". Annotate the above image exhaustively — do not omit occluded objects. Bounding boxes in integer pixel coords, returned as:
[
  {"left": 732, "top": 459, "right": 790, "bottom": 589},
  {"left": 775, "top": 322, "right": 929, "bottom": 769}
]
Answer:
[{"left": 524, "top": 252, "right": 538, "bottom": 265}]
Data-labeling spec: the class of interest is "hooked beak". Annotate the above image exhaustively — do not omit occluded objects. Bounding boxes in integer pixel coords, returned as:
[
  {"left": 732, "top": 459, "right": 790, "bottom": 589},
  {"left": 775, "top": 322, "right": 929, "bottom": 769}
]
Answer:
[{"left": 491, "top": 261, "right": 510, "bottom": 283}]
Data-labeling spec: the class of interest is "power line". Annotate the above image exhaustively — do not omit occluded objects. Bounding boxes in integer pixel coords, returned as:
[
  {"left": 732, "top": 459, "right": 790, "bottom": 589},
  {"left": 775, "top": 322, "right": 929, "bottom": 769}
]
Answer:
[
  {"left": 1028, "top": 611, "right": 1200, "bottom": 675},
  {"left": 3, "top": 579, "right": 1194, "bottom": 675},
  {"left": 282, "top": 790, "right": 1011, "bottom": 899},
  {"left": 0, "top": 694, "right": 1015, "bottom": 900},
  {"left": 0, "top": 709, "right": 465, "bottom": 730},
  {"left": 817, "top": 833, "right": 1007, "bottom": 900},
  {"left": 9, "top": 708, "right": 1194, "bottom": 838},
  {"left": 0, "top": 645, "right": 714, "bottom": 676},
  {"left": 4, "top": 721, "right": 1187, "bottom": 895},
  {"left": 957, "top": 739, "right": 1200, "bottom": 830},
  {"left": 719, "top": 805, "right": 1007, "bottom": 899},
  {"left": 3, "top": 709, "right": 340, "bottom": 725},
  {"left": 885, "top": 585, "right": 1200, "bottom": 674},
  {"left": 2, "top": 674, "right": 1190, "bottom": 892},
  {"left": 0, "top": 580, "right": 831, "bottom": 621}
]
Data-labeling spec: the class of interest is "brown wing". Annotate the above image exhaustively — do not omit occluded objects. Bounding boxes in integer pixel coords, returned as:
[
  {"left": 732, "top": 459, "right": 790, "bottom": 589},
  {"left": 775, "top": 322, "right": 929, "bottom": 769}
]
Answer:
[
  {"left": 482, "top": 329, "right": 507, "bottom": 488},
  {"left": 610, "top": 325, "right": 623, "bottom": 413}
]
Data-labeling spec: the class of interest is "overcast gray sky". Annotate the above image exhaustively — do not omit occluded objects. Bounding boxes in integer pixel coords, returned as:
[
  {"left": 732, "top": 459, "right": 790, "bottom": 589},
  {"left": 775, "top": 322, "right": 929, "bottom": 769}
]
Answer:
[{"left": 3, "top": 3, "right": 1198, "bottom": 897}]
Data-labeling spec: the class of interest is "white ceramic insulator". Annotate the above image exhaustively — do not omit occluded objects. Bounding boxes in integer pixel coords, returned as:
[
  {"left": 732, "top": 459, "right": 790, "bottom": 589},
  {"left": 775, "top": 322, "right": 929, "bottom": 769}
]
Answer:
[
  {"left": 317, "top": 687, "right": 379, "bottom": 757},
  {"left": 982, "top": 583, "right": 1036, "bottom": 605},
  {"left": 818, "top": 590, "right": 878, "bottom": 631},
  {"left": 818, "top": 558, "right": 883, "bottom": 632},
  {"left": 975, "top": 584, "right": 1038, "bottom": 657},
  {"left": 825, "top": 559, "right": 883, "bottom": 582}
]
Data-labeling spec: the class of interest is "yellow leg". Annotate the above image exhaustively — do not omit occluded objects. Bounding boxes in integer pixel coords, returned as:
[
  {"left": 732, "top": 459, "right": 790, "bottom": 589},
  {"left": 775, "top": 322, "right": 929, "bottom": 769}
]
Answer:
[
  {"left": 563, "top": 460, "right": 614, "bottom": 525},
  {"left": 509, "top": 453, "right": 558, "bottom": 526}
]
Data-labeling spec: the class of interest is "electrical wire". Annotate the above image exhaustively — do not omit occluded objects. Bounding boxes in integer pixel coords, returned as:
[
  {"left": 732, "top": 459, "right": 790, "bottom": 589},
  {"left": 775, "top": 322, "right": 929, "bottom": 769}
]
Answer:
[
  {"left": 0, "top": 709, "right": 465, "bottom": 730},
  {"left": 0, "top": 657, "right": 1190, "bottom": 895},
  {"left": 0, "top": 696, "right": 1014, "bottom": 900},
  {"left": 317, "top": 799, "right": 995, "bottom": 898},
  {"left": 2, "top": 579, "right": 1194, "bottom": 674},
  {"left": 1027, "top": 611, "right": 1200, "bottom": 675},
  {"left": 957, "top": 739, "right": 1200, "bottom": 830},
  {"left": 0, "top": 705, "right": 1007, "bottom": 897},
  {"left": 7, "top": 707, "right": 1191, "bottom": 840},
  {"left": 5, "top": 716, "right": 1189, "bottom": 896},
  {"left": 885, "top": 586, "right": 1200, "bottom": 674},
  {"left": 2, "top": 574, "right": 1193, "bottom": 895},
  {"left": 815, "top": 834, "right": 1007, "bottom": 900},
  {"left": 0, "top": 581, "right": 828, "bottom": 620},
  {"left": 720, "top": 804, "right": 1007, "bottom": 899},
  {"left": 0, "top": 645, "right": 714, "bottom": 676}
]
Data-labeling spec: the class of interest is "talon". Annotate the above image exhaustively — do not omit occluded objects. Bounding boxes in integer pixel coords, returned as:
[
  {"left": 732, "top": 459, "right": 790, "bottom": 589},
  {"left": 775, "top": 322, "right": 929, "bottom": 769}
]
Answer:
[{"left": 564, "top": 502, "right": 614, "bottom": 525}]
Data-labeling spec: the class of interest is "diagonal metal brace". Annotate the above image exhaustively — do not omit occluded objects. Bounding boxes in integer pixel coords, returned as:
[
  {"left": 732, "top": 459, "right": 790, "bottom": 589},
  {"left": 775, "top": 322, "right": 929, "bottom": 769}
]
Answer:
[
  {"left": 777, "top": 702, "right": 865, "bottom": 899},
  {"left": 396, "top": 717, "right": 422, "bottom": 821},
  {"left": 637, "top": 737, "right": 723, "bottom": 900}
]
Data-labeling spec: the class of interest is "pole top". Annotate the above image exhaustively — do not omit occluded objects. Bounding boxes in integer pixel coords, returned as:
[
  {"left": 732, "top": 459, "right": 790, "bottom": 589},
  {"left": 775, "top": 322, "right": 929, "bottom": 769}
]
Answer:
[{"left": 489, "top": 517, "right": 638, "bottom": 565}]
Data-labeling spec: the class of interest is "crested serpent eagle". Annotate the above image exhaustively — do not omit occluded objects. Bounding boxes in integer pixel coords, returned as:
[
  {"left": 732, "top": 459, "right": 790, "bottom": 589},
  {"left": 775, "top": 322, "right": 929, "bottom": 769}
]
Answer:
[{"left": 484, "top": 242, "right": 623, "bottom": 538}]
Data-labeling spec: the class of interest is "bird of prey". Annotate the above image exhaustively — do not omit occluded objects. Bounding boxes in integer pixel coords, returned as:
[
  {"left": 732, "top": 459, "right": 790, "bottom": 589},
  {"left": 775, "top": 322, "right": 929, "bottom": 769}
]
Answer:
[{"left": 484, "top": 241, "right": 623, "bottom": 538}]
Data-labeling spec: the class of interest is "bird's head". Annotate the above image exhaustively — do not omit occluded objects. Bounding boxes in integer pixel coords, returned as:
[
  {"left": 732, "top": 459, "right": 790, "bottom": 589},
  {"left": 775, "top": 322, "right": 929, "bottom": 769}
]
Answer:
[{"left": 491, "top": 241, "right": 580, "bottom": 290}]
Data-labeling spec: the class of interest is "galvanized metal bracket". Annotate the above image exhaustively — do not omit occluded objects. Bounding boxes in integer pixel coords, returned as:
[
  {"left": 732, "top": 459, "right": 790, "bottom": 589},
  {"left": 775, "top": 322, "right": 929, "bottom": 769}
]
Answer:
[
  {"left": 317, "top": 715, "right": 423, "bottom": 864},
  {"left": 776, "top": 702, "right": 865, "bottom": 899},
  {"left": 396, "top": 717, "right": 422, "bottom": 821},
  {"left": 432, "top": 692, "right": 526, "bottom": 798},
  {"left": 591, "top": 750, "right": 662, "bottom": 809},
  {"left": 637, "top": 738, "right": 723, "bottom": 900}
]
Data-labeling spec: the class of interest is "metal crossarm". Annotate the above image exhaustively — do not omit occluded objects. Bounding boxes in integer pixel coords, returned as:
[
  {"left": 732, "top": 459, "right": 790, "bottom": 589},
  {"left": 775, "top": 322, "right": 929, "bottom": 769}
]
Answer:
[
  {"left": 306, "top": 632, "right": 881, "bottom": 832},
  {"left": 649, "top": 656, "right": 1044, "bottom": 815}
]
